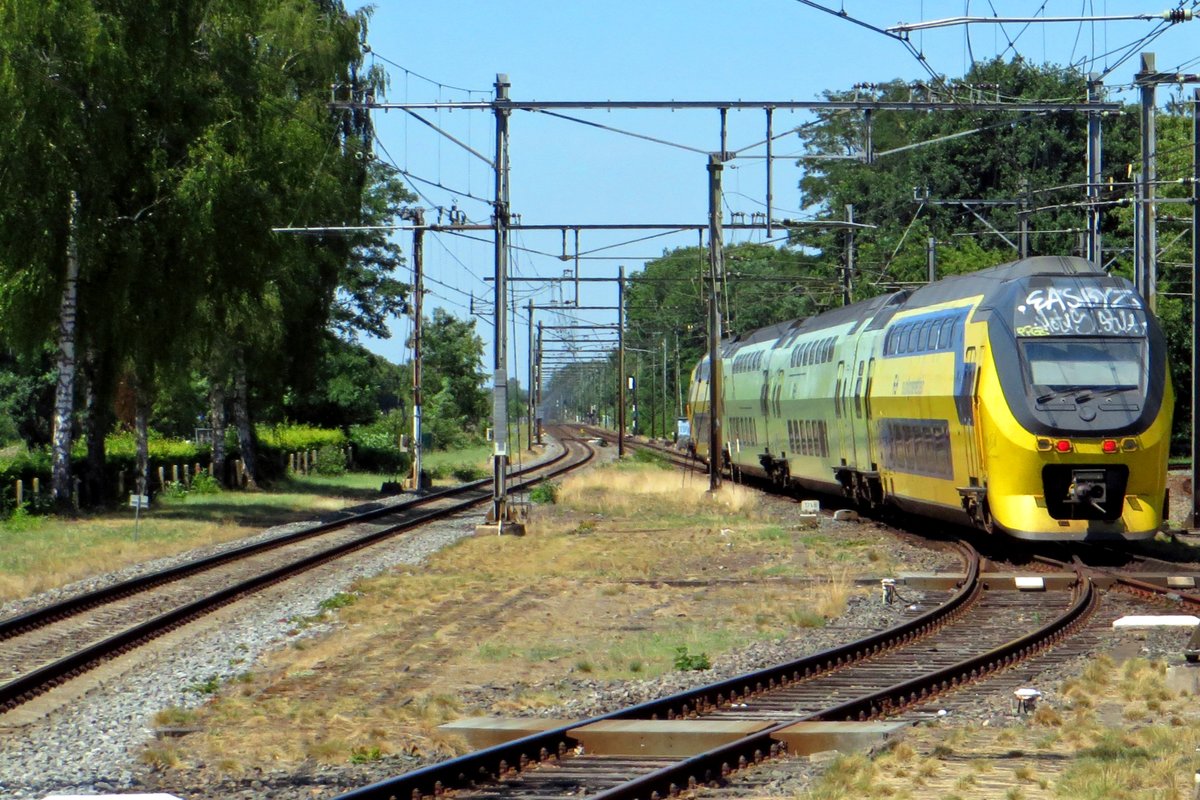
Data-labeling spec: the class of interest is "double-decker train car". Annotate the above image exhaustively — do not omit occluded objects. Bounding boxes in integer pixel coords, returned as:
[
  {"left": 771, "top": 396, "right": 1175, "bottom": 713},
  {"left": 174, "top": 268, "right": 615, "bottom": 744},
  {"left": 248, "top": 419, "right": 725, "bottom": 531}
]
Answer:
[{"left": 686, "top": 255, "right": 1173, "bottom": 541}]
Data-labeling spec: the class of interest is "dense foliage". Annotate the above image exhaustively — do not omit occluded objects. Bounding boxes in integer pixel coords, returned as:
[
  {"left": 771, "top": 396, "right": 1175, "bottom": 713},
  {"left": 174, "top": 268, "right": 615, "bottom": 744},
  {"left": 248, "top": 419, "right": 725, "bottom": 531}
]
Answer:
[{"left": 0, "top": 1, "right": 456, "bottom": 506}]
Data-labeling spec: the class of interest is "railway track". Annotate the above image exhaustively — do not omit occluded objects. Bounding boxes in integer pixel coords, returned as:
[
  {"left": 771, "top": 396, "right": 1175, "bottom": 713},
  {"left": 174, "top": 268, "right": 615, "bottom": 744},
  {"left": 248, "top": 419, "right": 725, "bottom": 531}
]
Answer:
[
  {"left": 0, "top": 430, "right": 595, "bottom": 714},
  {"left": 335, "top": 541, "right": 1101, "bottom": 800}
]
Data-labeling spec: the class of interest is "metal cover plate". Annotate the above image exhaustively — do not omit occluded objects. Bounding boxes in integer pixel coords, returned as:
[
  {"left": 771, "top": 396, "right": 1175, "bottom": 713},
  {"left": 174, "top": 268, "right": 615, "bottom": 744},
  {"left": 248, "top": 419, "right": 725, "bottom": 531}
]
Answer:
[
  {"left": 569, "top": 719, "right": 773, "bottom": 757},
  {"left": 772, "top": 721, "right": 908, "bottom": 756},
  {"left": 439, "top": 717, "right": 580, "bottom": 749}
]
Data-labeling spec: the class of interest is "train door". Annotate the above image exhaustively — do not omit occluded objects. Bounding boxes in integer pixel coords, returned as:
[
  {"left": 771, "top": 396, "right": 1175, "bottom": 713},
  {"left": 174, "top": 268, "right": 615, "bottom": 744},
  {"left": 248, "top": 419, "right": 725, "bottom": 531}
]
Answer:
[
  {"left": 851, "top": 359, "right": 866, "bottom": 468},
  {"left": 962, "top": 346, "right": 984, "bottom": 485},
  {"left": 834, "top": 360, "right": 851, "bottom": 466},
  {"left": 768, "top": 368, "right": 784, "bottom": 451},
  {"left": 864, "top": 358, "right": 878, "bottom": 471}
]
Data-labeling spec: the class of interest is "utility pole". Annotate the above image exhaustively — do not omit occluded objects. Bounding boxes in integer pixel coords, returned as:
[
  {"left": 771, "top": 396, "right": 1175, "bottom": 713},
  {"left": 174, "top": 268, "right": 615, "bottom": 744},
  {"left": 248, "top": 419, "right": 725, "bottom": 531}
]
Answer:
[
  {"left": 662, "top": 337, "right": 668, "bottom": 440},
  {"left": 1138, "top": 53, "right": 1158, "bottom": 310},
  {"left": 1192, "top": 88, "right": 1199, "bottom": 528},
  {"left": 843, "top": 204, "right": 855, "bottom": 305},
  {"left": 535, "top": 321, "right": 543, "bottom": 445},
  {"left": 927, "top": 237, "right": 937, "bottom": 283},
  {"left": 707, "top": 155, "right": 725, "bottom": 491},
  {"left": 483, "top": 73, "right": 519, "bottom": 534},
  {"left": 618, "top": 265, "right": 626, "bottom": 457},
  {"left": 410, "top": 209, "right": 425, "bottom": 491},
  {"left": 1086, "top": 73, "right": 1104, "bottom": 265},
  {"left": 530, "top": 298, "right": 540, "bottom": 450}
]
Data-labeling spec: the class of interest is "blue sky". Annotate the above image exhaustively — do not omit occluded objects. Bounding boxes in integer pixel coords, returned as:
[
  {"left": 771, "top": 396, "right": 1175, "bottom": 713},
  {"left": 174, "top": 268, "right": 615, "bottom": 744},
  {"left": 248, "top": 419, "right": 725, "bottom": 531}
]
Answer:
[{"left": 345, "top": 1, "right": 1200, "bottom": 384}]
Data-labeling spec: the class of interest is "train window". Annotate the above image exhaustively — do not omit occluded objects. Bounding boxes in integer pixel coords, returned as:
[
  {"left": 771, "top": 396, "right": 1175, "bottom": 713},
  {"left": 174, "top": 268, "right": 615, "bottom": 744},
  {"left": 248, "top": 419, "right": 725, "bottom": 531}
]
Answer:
[
  {"left": 853, "top": 361, "right": 864, "bottom": 418},
  {"left": 834, "top": 362, "right": 845, "bottom": 417},
  {"left": 916, "top": 322, "right": 929, "bottom": 351},
  {"left": 1023, "top": 339, "right": 1143, "bottom": 390}
]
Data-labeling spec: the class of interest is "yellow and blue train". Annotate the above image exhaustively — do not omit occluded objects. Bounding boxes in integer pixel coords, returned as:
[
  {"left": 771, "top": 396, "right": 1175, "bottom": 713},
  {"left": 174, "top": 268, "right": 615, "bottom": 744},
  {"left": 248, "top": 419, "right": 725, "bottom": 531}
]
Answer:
[{"left": 686, "top": 255, "right": 1173, "bottom": 541}]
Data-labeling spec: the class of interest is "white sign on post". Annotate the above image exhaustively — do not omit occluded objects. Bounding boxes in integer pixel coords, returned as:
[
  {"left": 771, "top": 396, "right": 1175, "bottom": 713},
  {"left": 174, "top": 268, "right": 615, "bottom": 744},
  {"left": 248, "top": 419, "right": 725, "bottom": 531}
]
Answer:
[{"left": 129, "top": 494, "right": 150, "bottom": 510}]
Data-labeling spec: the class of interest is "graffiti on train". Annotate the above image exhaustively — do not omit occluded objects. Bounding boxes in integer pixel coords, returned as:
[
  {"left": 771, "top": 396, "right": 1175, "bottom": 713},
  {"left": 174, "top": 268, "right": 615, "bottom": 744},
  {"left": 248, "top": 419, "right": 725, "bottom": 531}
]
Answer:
[{"left": 1013, "top": 284, "right": 1147, "bottom": 338}]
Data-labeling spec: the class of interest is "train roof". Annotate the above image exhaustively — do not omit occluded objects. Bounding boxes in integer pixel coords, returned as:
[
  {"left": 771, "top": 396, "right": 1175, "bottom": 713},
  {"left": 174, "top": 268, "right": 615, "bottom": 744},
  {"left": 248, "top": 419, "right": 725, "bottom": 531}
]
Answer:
[{"left": 720, "top": 256, "right": 1107, "bottom": 350}]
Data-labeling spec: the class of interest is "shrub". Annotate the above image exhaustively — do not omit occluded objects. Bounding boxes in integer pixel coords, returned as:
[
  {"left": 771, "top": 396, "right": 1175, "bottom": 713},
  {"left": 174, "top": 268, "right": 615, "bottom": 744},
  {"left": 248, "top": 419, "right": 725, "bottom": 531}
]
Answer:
[
  {"left": 530, "top": 481, "right": 558, "bottom": 504},
  {"left": 313, "top": 445, "right": 348, "bottom": 476},
  {"left": 673, "top": 646, "right": 711, "bottom": 671},
  {"left": 189, "top": 473, "right": 222, "bottom": 494},
  {"left": 256, "top": 422, "right": 346, "bottom": 452},
  {"left": 451, "top": 463, "right": 488, "bottom": 482},
  {"left": 160, "top": 481, "right": 189, "bottom": 500}
]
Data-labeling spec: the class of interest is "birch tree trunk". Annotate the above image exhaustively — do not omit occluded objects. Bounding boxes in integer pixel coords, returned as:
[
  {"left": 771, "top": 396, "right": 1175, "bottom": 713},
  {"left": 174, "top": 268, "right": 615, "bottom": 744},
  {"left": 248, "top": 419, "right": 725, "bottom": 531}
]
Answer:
[
  {"left": 51, "top": 191, "right": 81, "bottom": 507},
  {"left": 231, "top": 352, "right": 258, "bottom": 489},
  {"left": 208, "top": 378, "right": 228, "bottom": 488}
]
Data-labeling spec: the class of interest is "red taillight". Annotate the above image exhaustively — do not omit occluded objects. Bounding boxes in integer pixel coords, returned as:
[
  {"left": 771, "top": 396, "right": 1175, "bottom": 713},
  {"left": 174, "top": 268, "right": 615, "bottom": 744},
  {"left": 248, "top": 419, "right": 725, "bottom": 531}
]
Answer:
[
  {"left": 1102, "top": 439, "right": 1118, "bottom": 454},
  {"left": 1055, "top": 439, "right": 1072, "bottom": 453}
]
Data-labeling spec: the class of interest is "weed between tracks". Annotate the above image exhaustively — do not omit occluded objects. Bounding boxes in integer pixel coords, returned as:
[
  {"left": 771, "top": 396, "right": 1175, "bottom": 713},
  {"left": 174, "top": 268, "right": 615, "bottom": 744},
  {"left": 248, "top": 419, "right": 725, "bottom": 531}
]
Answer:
[{"left": 150, "top": 459, "right": 883, "bottom": 773}]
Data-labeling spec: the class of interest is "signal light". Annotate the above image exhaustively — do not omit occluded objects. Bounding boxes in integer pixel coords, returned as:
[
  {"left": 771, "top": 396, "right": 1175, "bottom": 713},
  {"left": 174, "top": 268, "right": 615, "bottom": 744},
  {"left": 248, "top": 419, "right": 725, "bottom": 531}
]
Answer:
[
  {"left": 1102, "top": 439, "right": 1118, "bottom": 454},
  {"left": 1121, "top": 438, "right": 1138, "bottom": 451},
  {"left": 1036, "top": 437, "right": 1052, "bottom": 451},
  {"left": 1055, "top": 440, "right": 1072, "bottom": 453}
]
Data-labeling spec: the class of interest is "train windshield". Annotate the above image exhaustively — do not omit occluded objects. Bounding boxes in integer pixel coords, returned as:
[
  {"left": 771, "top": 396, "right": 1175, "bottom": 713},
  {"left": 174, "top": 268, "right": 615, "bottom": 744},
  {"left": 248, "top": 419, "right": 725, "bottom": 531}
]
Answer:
[{"left": 1021, "top": 339, "right": 1143, "bottom": 391}]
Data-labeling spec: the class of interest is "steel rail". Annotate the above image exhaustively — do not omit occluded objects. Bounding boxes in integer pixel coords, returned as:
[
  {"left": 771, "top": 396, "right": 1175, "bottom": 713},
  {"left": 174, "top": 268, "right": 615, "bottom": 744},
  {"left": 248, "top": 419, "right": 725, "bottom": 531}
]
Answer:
[{"left": 0, "top": 438, "right": 592, "bottom": 712}]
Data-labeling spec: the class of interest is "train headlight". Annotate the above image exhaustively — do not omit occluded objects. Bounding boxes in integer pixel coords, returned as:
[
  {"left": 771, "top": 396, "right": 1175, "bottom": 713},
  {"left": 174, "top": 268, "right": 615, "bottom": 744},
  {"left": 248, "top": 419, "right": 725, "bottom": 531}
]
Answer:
[
  {"left": 1055, "top": 439, "right": 1072, "bottom": 453},
  {"left": 1036, "top": 437, "right": 1053, "bottom": 451},
  {"left": 1102, "top": 439, "right": 1118, "bottom": 454},
  {"left": 1121, "top": 438, "right": 1139, "bottom": 451}
]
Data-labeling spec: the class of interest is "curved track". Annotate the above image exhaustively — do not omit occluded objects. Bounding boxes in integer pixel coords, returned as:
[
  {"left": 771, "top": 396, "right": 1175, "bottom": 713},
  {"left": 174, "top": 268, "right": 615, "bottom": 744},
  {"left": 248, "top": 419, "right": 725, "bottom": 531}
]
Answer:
[
  {"left": 335, "top": 542, "right": 1098, "bottom": 800},
  {"left": 0, "top": 432, "right": 594, "bottom": 713}
]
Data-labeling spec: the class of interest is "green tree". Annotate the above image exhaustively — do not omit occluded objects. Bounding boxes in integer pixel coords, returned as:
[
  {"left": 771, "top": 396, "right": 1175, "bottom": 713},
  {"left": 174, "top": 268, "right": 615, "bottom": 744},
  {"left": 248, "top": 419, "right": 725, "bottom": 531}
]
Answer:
[
  {"left": 283, "top": 335, "right": 408, "bottom": 430},
  {"left": 419, "top": 309, "right": 488, "bottom": 446}
]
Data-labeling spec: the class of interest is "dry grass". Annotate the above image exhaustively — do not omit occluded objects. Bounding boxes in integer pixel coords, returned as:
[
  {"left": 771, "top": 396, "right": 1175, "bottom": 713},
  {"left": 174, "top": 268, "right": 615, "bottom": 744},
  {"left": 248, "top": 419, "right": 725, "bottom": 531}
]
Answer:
[
  {"left": 556, "top": 466, "right": 761, "bottom": 519},
  {"left": 157, "top": 460, "right": 892, "bottom": 774},
  {"left": 802, "top": 652, "right": 1200, "bottom": 800},
  {"left": 0, "top": 474, "right": 402, "bottom": 603},
  {"left": 0, "top": 517, "right": 260, "bottom": 602}
]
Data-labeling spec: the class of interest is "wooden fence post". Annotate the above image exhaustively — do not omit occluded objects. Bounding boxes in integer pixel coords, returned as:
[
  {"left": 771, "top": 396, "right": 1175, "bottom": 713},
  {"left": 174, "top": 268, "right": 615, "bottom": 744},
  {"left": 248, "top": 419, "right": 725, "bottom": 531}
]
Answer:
[{"left": 15, "top": 479, "right": 22, "bottom": 508}]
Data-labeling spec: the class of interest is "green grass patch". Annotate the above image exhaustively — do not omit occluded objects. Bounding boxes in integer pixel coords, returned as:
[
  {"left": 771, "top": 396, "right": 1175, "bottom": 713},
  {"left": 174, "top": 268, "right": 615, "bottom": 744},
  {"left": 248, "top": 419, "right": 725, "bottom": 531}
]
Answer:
[{"left": 753, "top": 525, "right": 789, "bottom": 542}]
